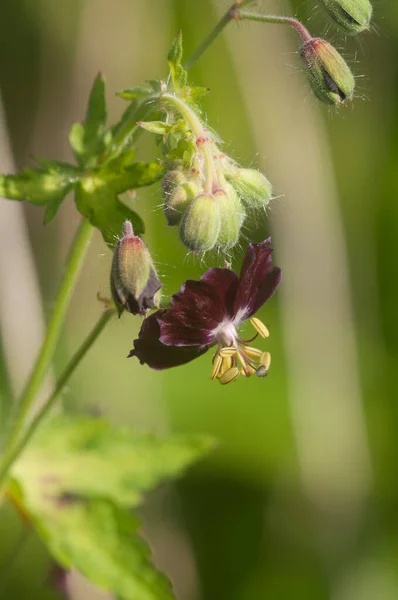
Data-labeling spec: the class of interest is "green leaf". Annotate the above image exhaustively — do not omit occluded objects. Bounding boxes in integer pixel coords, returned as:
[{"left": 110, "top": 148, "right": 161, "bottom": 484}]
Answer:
[
  {"left": 167, "top": 31, "right": 187, "bottom": 91},
  {"left": 12, "top": 415, "right": 214, "bottom": 507},
  {"left": 74, "top": 161, "right": 163, "bottom": 244},
  {"left": 147, "top": 79, "right": 163, "bottom": 93},
  {"left": 117, "top": 86, "right": 153, "bottom": 101},
  {"left": 19, "top": 492, "right": 176, "bottom": 600},
  {"left": 69, "top": 73, "right": 108, "bottom": 168},
  {"left": 137, "top": 121, "right": 173, "bottom": 136},
  {"left": 182, "top": 86, "right": 210, "bottom": 104},
  {"left": 0, "top": 160, "right": 79, "bottom": 209},
  {"left": 75, "top": 175, "right": 144, "bottom": 245}
]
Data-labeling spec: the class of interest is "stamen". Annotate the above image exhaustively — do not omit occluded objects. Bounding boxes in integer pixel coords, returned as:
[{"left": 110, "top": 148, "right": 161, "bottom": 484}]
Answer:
[
  {"left": 219, "top": 367, "right": 240, "bottom": 385},
  {"left": 250, "top": 317, "right": 269, "bottom": 339},
  {"left": 220, "top": 347, "right": 237, "bottom": 358},
  {"left": 256, "top": 352, "right": 271, "bottom": 377},
  {"left": 240, "top": 364, "right": 256, "bottom": 377},
  {"left": 256, "top": 365, "right": 268, "bottom": 377},
  {"left": 242, "top": 345, "right": 263, "bottom": 359},
  {"left": 217, "top": 356, "right": 233, "bottom": 379},
  {"left": 210, "top": 354, "right": 223, "bottom": 379},
  {"left": 260, "top": 351, "right": 271, "bottom": 370}
]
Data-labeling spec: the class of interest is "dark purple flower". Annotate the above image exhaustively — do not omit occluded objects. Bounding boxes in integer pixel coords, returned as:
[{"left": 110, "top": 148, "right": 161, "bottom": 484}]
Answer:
[{"left": 129, "top": 239, "right": 281, "bottom": 383}]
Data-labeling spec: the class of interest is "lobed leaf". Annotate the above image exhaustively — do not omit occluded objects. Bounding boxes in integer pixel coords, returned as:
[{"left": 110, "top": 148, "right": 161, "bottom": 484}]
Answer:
[
  {"left": 69, "top": 73, "right": 108, "bottom": 168},
  {"left": 19, "top": 492, "right": 176, "bottom": 600},
  {"left": 74, "top": 161, "right": 163, "bottom": 244},
  {"left": 0, "top": 160, "right": 79, "bottom": 220},
  {"left": 167, "top": 31, "right": 187, "bottom": 91},
  {"left": 12, "top": 415, "right": 215, "bottom": 507}
]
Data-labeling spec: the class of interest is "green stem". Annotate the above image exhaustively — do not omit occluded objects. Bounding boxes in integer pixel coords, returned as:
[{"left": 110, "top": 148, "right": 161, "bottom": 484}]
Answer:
[
  {"left": 239, "top": 12, "right": 312, "bottom": 41},
  {"left": 3, "top": 218, "right": 93, "bottom": 457},
  {"left": 102, "top": 96, "right": 156, "bottom": 164},
  {"left": 184, "top": 0, "right": 257, "bottom": 70},
  {"left": 161, "top": 92, "right": 215, "bottom": 192},
  {"left": 0, "top": 310, "right": 114, "bottom": 487}
]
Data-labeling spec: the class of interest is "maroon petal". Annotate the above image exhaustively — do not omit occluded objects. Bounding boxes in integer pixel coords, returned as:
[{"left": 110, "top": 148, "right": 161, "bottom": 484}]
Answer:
[
  {"left": 251, "top": 266, "right": 282, "bottom": 315},
  {"left": 200, "top": 268, "right": 239, "bottom": 317},
  {"left": 129, "top": 311, "right": 210, "bottom": 370},
  {"left": 161, "top": 279, "right": 227, "bottom": 333},
  {"left": 159, "top": 318, "right": 215, "bottom": 347},
  {"left": 234, "top": 239, "right": 280, "bottom": 319}
]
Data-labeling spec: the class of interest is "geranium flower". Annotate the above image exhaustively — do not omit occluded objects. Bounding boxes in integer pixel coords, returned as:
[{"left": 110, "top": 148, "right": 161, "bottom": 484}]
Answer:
[{"left": 129, "top": 239, "right": 281, "bottom": 384}]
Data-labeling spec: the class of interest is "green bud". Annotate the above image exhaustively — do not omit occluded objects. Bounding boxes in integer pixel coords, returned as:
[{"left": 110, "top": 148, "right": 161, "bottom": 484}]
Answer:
[
  {"left": 179, "top": 194, "right": 220, "bottom": 252},
  {"left": 320, "top": 0, "right": 372, "bottom": 35},
  {"left": 226, "top": 183, "right": 246, "bottom": 227},
  {"left": 214, "top": 189, "right": 242, "bottom": 250},
  {"left": 164, "top": 181, "right": 200, "bottom": 226},
  {"left": 300, "top": 38, "right": 355, "bottom": 105},
  {"left": 162, "top": 169, "right": 186, "bottom": 195},
  {"left": 111, "top": 221, "right": 162, "bottom": 316},
  {"left": 226, "top": 168, "right": 272, "bottom": 210}
]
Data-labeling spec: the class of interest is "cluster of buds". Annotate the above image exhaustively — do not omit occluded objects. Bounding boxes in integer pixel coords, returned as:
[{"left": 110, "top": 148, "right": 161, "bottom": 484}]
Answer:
[{"left": 153, "top": 94, "right": 272, "bottom": 254}]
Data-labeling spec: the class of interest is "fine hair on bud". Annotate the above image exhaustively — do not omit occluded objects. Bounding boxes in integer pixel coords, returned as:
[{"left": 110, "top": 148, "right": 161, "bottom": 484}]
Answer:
[
  {"left": 164, "top": 181, "right": 200, "bottom": 226},
  {"left": 214, "top": 188, "right": 242, "bottom": 250},
  {"left": 300, "top": 38, "right": 355, "bottom": 105},
  {"left": 179, "top": 193, "right": 220, "bottom": 252},
  {"left": 162, "top": 169, "right": 187, "bottom": 195},
  {"left": 319, "top": 0, "right": 373, "bottom": 35},
  {"left": 226, "top": 168, "right": 272, "bottom": 210}
]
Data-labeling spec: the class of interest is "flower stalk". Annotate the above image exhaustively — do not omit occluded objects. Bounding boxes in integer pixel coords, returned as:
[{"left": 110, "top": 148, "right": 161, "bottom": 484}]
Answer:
[
  {"left": 0, "top": 309, "right": 114, "bottom": 490},
  {"left": 0, "top": 218, "right": 94, "bottom": 486}
]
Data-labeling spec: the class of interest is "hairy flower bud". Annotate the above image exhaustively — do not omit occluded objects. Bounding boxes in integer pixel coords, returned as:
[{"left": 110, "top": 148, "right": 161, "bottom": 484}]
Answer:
[
  {"left": 320, "top": 0, "right": 372, "bottom": 34},
  {"left": 300, "top": 38, "right": 355, "bottom": 105},
  {"left": 111, "top": 221, "right": 162, "bottom": 316},
  {"left": 227, "top": 168, "right": 272, "bottom": 209},
  {"left": 164, "top": 181, "right": 200, "bottom": 226},
  {"left": 179, "top": 193, "right": 220, "bottom": 252},
  {"left": 162, "top": 169, "right": 186, "bottom": 195},
  {"left": 214, "top": 188, "right": 243, "bottom": 250}
]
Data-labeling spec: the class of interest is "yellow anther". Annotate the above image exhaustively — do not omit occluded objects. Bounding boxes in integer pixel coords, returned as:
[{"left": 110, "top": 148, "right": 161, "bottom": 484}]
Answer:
[
  {"left": 260, "top": 351, "right": 271, "bottom": 370},
  {"left": 219, "top": 367, "right": 240, "bottom": 385},
  {"left": 220, "top": 347, "right": 237, "bottom": 358},
  {"left": 217, "top": 356, "right": 232, "bottom": 378},
  {"left": 243, "top": 345, "right": 263, "bottom": 358},
  {"left": 241, "top": 364, "right": 256, "bottom": 377},
  {"left": 250, "top": 317, "right": 269, "bottom": 339},
  {"left": 210, "top": 354, "right": 223, "bottom": 379}
]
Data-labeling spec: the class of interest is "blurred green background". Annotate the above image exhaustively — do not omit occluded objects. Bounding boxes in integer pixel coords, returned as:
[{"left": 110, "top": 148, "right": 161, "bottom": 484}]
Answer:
[{"left": 1, "top": 0, "right": 398, "bottom": 598}]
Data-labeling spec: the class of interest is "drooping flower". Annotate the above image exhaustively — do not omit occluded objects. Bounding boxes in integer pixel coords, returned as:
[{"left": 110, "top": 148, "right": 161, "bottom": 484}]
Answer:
[{"left": 129, "top": 239, "right": 281, "bottom": 384}]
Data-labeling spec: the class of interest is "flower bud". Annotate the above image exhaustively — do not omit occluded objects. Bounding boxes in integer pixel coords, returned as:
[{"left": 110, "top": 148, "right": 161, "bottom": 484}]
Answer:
[
  {"left": 162, "top": 169, "right": 186, "bottom": 195},
  {"left": 111, "top": 221, "right": 162, "bottom": 316},
  {"left": 164, "top": 181, "right": 200, "bottom": 226},
  {"left": 227, "top": 168, "right": 272, "bottom": 210},
  {"left": 320, "top": 0, "right": 372, "bottom": 35},
  {"left": 300, "top": 38, "right": 355, "bottom": 105},
  {"left": 214, "top": 188, "right": 242, "bottom": 250},
  {"left": 179, "top": 193, "right": 220, "bottom": 252}
]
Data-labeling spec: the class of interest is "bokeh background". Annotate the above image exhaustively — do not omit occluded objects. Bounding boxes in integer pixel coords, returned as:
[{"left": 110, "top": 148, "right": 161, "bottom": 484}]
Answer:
[{"left": 1, "top": 0, "right": 397, "bottom": 598}]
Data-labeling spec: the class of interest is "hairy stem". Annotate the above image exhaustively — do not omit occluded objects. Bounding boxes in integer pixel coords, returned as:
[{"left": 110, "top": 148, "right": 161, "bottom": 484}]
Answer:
[
  {"left": 239, "top": 12, "right": 312, "bottom": 41},
  {"left": 102, "top": 96, "right": 157, "bottom": 164},
  {"left": 184, "top": 0, "right": 257, "bottom": 70},
  {"left": 0, "top": 310, "right": 114, "bottom": 487},
  {"left": 2, "top": 219, "right": 93, "bottom": 461},
  {"left": 161, "top": 92, "right": 215, "bottom": 192}
]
